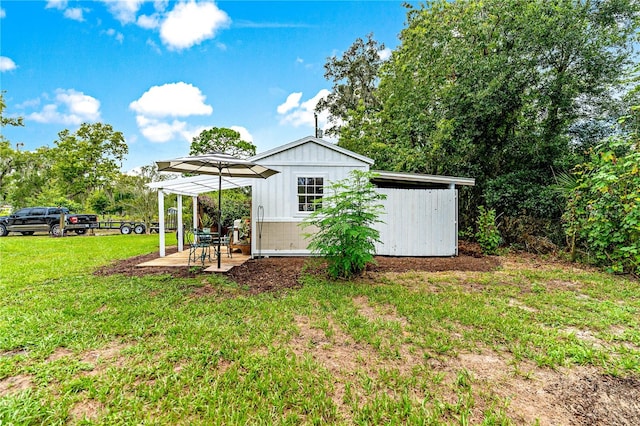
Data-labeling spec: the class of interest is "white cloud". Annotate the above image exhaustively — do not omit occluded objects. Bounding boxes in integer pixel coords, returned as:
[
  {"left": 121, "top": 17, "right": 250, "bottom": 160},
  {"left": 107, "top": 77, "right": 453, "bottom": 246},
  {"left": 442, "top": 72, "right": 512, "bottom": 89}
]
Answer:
[
  {"left": 230, "top": 126, "right": 253, "bottom": 143},
  {"left": 46, "top": 1, "right": 88, "bottom": 22},
  {"left": 277, "top": 89, "right": 330, "bottom": 128},
  {"left": 1, "top": 7, "right": 6, "bottom": 18},
  {"left": 277, "top": 92, "right": 302, "bottom": 114},
  {"left": 64, "top": 7, "right": 85, "bottom": 21},
  {"left": 16, "top": 98, "right": 41, "bottom": 109},
  {"left": 135, "top": 116, "right": 189, "bottom": 143},
  {"left": 101, "top": 0, "right": 145, "bottom": 24},
  {"left": 0, "top": 56, "right": 17, "bottom": 72},
  {"left": 378, "top": 47, "right": 392, "bottom": 61},
  {"left": 130, "top": 82, "right": 213, "bottom": 117},
  {"left": 137, "top": 13, "right": 160, "bottom": 30},
  {"left": 46, "top": 0, "right": 67, "bottom": 10},
  {"left": 105, "top": 28, "right": 124, "bottom": 43},
  {"left": 146, "top": 38, "right": 162, "bottom": 54},
  {"left": 131, "top": 82, "right": 214, "bottom": 144},
  {"left": 27, "top": 89, "right": 101, "bottom": 125},
  {"left": 160, "top": 1, "right": 230, "bottom": 51}
]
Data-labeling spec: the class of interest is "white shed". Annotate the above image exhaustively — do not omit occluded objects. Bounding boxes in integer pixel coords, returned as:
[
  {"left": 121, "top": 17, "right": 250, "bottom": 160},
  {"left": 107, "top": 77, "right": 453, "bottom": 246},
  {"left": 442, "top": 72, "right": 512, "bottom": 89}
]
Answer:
[
  {"left": 249, "top": 136, "right": 474, "bottom": 257},
  {"left": 150, "top": 136, "right": 474, "bottom": 258}
]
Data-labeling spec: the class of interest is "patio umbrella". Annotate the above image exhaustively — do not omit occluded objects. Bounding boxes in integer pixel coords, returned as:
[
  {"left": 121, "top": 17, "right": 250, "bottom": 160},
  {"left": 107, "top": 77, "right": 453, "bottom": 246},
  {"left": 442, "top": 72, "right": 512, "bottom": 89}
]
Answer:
[{"left": 156, "top": 152, "right": 279, "bottom": 268}]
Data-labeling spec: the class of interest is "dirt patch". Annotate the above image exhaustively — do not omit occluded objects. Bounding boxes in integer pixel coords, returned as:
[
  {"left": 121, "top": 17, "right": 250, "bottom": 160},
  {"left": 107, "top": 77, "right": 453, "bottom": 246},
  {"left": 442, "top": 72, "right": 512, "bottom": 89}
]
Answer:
[
  {"left": 288, "top": 316, "right": 640, "bottom": 426},
  {"left": 68, "top": 398, "right": 104, "bottom": 424},
  {"left": 80, "top": 342, "right": 128, "bottom": 365},
  {"left": 288, "top": 297, "right": 640, "bottom": 425},
  {"left": 94, "top": 241, "right": 501, "bottom": 294},
  {"left": 445, "top": 353, "right": 640, "bottom": 425},
  {"left": 0, "top": 349, "right": 29, "bottom": 358},
  {"left": 46, "top": 347, "right": 75, "bottom": 362},
  {"left": 0, "top": 374, "right": 33, "bottom": 397},
  {"left": 547, "top": 369, "right": 640, "bottom": 426}
]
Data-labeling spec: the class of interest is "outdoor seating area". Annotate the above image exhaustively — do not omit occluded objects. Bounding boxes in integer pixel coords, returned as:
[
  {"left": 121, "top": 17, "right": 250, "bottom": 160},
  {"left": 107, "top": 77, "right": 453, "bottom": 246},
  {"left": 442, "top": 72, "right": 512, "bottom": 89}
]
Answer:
[
  {"left": 186, "top": 229, "right": 232, "bottom": 267},
  {"left": 136, "top": 243, "right": 250, "bottom": 272}
]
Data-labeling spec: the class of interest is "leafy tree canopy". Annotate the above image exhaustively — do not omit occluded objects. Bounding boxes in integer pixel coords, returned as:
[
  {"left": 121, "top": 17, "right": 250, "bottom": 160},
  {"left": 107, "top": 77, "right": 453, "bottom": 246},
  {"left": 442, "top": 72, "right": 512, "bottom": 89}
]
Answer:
[
  {"left": 0, "top": 92, "right": 23, "bottom": 130},
  {"left": 52, "top": 122, "right": 128, "bottom": 202},
  {"left": 0, "top": 92, "right": 25, "bottom": 202},
  {"left": 315, "top": 33, "right": 386, "bottom": 137},
  {"left": 190, "top": 127, "right": 256, "bottom": 158}
]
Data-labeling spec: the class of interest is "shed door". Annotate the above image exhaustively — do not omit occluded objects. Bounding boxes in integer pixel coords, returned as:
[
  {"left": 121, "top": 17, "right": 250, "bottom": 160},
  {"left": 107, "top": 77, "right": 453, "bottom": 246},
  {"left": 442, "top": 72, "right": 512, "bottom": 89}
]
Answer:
[{"left": 374, "top": 188, "right": 458, "bottom": 257}]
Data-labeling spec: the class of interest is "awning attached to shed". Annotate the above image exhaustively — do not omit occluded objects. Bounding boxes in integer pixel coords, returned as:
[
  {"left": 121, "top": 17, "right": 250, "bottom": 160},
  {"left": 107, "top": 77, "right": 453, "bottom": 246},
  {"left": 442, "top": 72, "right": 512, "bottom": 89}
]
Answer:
[{"left": 370, "top": 170, "right": 475, "bottom": 189}]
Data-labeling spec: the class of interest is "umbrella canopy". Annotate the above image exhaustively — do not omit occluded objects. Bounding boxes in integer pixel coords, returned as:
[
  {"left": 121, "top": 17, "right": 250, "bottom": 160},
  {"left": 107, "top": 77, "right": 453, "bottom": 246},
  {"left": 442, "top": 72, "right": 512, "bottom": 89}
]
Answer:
[
  {"left": 156, "top": 152, "right": 279, "bottom": 268},
  {"left": 156, "top": 152, "right": 278, "bottom": 179}
]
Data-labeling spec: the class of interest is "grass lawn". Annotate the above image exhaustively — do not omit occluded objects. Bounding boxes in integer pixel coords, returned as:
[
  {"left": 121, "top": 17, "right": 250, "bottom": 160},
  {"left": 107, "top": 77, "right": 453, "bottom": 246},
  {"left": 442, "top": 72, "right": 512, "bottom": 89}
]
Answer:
[{"left": 1, "top": 235, "right": 638, "bottom": 425}]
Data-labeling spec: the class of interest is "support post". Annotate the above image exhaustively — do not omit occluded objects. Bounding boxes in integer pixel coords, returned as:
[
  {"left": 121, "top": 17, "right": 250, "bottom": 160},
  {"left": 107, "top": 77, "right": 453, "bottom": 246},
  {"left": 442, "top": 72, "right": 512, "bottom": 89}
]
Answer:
[
  {"left": 192, "top": 196, "right": 198, "bottom": 231},
  {"left": 217, "top": 171, "right": 222, "bottom": 269},
  {"left": 177, "top": 195, "right": 184, "bottom": 252},
  {"left": 158, "top": 190, "right": 165, "bottom": 257}
]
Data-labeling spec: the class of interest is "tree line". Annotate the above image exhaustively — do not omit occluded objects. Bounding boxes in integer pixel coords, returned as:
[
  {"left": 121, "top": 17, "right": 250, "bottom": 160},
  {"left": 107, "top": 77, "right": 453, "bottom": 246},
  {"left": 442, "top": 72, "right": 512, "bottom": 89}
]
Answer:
[{"left": 316, "top": 0, "right": 639, "bottom": 274}]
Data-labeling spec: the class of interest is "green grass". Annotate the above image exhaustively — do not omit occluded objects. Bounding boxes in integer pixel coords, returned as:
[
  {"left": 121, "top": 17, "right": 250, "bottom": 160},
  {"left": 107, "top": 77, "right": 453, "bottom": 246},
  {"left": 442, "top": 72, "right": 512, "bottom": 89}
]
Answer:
[{"left": 0, "top": 236, "right": 638, "bottom": 425}]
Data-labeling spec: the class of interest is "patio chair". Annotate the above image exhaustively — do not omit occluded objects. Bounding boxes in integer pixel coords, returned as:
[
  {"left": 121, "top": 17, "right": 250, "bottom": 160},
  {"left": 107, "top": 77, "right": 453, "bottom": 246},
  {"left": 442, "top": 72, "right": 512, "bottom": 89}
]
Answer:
[
  {"left": 185, "top": 229, "right": 196, "bottom": 263},
  {"left": 211, "top": 229, "right": 232, "bottom": 259},
  {"left": 189, "top": 228, "right": 213, "bottom": 266}
]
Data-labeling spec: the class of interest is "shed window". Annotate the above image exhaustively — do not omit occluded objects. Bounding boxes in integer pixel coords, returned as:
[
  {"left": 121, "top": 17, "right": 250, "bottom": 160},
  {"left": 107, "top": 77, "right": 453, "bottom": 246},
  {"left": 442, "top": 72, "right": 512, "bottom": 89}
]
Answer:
[{"left": 297, "top": 177, "right": 323, "bottom": 212}]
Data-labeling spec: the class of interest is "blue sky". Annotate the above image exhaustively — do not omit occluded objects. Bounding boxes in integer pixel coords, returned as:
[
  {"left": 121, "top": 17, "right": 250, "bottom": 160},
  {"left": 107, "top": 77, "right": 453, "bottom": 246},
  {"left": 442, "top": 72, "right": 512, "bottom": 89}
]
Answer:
[{"left": 1, "top": 0, "right": 413, "bottom": 171}]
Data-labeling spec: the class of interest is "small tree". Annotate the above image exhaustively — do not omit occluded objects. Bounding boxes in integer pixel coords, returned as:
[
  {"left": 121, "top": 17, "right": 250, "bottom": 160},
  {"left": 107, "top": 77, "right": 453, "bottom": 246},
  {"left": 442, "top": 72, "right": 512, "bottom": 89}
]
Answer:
[
  {"left": 475, "top": 206, "right": 501, "bottom": 255},
  {"left": 190, "top": 127, "right": 256, "bottom": 158},
  {"left": 301, "top": 170, "right": 386, "bottom": 279}
]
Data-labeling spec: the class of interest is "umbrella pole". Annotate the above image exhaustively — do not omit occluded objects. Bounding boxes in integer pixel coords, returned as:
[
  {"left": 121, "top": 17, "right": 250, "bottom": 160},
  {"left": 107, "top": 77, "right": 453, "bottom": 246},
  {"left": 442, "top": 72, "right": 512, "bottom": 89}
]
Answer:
[{"left": 217, "top": 169, "right": 222, "bottom": 269}]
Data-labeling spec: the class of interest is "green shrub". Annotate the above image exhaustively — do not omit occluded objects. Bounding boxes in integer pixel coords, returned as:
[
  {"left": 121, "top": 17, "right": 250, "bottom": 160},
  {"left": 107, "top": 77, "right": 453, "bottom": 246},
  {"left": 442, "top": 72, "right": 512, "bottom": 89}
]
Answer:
[
  {"left": 301, "top": 170, "right": 386, "bottom": 280},
  {"left": 476, "top": 206, "right": 501, "bottom": 255},
  {"left": 563, "top": 137, "right": 639, "bottom": 275}
]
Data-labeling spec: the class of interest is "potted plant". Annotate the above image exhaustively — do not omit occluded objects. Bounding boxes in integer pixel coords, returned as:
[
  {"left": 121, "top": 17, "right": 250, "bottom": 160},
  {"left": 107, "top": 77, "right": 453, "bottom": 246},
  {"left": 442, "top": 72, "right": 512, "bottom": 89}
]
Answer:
[{"left": 200, "top": 212, "right": 214, "bottom": 232}]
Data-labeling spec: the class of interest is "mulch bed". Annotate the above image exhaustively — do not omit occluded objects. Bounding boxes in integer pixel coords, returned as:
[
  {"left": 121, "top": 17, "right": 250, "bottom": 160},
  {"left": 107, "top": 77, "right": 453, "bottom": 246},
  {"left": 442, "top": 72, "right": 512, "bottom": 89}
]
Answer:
[{"left": 93, "top": 241, "right": 500, "bottom": 294}]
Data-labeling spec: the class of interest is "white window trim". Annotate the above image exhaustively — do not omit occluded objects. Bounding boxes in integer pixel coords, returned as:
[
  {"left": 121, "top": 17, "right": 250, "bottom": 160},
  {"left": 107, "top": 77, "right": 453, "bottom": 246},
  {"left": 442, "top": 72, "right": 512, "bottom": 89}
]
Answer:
[{"left": 293, "top": 173, "right": 328, "bottom": 217}]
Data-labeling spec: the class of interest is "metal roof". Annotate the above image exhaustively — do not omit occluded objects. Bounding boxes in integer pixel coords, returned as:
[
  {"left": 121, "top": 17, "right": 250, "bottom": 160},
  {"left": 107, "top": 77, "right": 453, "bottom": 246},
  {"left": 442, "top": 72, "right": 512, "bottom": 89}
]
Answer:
[{"left": 371, "top": 170, "right": 475, "bottom": 187}]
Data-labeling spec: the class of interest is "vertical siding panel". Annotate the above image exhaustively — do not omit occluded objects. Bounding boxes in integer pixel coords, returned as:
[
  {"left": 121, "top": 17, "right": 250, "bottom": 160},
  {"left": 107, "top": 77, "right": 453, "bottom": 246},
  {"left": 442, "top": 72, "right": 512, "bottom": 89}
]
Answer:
[{"left": 373, "top": 188, "right": 458, "bottom": 256}]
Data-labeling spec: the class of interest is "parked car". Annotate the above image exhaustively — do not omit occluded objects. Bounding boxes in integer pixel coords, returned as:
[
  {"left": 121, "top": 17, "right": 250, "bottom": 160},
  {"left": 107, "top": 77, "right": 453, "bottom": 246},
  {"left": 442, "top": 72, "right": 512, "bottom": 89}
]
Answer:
[{"left": 0, "top": 207, "right": 98, "bottom": 237}]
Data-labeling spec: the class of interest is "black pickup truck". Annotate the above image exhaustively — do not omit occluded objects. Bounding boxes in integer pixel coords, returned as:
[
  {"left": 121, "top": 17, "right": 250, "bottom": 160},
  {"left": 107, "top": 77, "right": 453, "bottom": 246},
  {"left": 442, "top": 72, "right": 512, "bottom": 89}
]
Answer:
[{"left": 0, "top": 207, "right": 98, "bottom": 237}]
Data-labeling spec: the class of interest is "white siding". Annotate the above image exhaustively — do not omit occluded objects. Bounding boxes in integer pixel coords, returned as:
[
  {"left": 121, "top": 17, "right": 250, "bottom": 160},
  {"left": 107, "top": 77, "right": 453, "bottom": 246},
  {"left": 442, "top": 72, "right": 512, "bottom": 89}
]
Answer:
[
  {"left": 253, "top": 141, "right": 369, "bottom": 222},
  {"left": 374, "top": 188, "right": 458, "bottom": 256}
]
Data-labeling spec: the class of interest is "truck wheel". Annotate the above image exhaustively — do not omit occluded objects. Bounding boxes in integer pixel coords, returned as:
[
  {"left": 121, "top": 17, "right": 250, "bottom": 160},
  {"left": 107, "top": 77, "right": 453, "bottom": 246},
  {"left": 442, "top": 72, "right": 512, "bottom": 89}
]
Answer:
[
  {"left": 0, "top": 223, "right": 8, "bottom": 237},
  {"left": 75, "top": 229, "right": 87, "bottom": 235},
  {"left": 50, "top": 224, "right": 63, "bottom": 237},
  {"left": 134, "top": 224, "right": 146, "bottom": 234},
  {"left": 120, "top": 224, "right": 132, "bottom": 234},
  {"left": 20, "top": 231, "right": 35, "bottom": 236}
]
